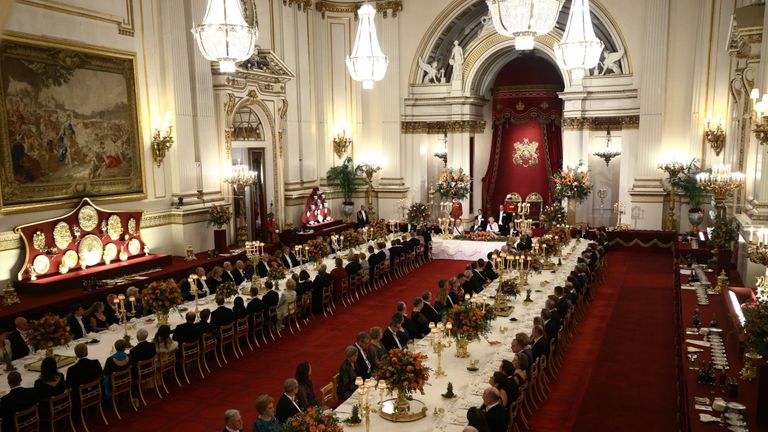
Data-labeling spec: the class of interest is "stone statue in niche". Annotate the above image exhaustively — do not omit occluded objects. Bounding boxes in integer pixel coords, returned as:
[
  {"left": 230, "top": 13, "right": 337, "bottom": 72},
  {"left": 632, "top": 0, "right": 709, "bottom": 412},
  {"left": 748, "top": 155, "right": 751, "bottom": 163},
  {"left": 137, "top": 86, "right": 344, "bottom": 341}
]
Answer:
[
  {"left": 449, "top": 40, "right": 464, "bottom": 84},
  {"left": 418, "top": 56, "right": 441, "bottom": 84},
  {"left": 596, "top": 47, "right": 625, "bottom": 75}
]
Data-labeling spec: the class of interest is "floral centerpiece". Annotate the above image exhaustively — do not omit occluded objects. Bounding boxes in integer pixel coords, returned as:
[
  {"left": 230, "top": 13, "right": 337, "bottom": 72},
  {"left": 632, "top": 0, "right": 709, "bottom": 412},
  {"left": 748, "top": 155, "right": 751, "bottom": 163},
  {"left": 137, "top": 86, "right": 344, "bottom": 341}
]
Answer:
[
  {"left": 267, "top": 266, "right": 287, "bottom": 281},
  {"left": 141, "top": 279, "right": 183, "bottom": 325},
  {"left": 341, "top": 229, "right": 364, "bottom": 249},
  {"left": 305, "top": 239, "right": 331, "bottom": 263},
  {"left": 208, "top": 204, "right": 232, "bottom": 229},
  {"left": 499, "top": 279, "right": 520, "bottom": 297},
  {"left": 443, "top": 302, "right": 492, "bottom": 341},
  {"left": 552, "top": 162, "right": 592, "bottom": 202},
  {"left": 536, "top": 235, "right": 559, "bottom": 254},
  {"left": 27, "top": 314, "right": 72, "bottom": 357},
  {"left": 710, "top": 215, "right": 739, "bottom": 250},
  {"left": 548, "top": 225, "right": 571, "bottom": 246},
  {"left": 376, "top": 349, "right": 430, "bottom": 399},
  {"left": 540, "top": 203, "right": 567, "bottom": 228},
  {"left": 370, "top": 218, "right": 389, "bottom": 241},
  {"left": 742, "top": 301, "right": 768, "bottom": 357},
  {"left": 407, "top": 202, "right": 431, "bottom": 225},
  {"left": 455, "top": 231, "right": 500, "bottom": 241},
  {"left": 284, "top": 407, "right": 344, "bottom": 432},
  {"left": 435, "top": 167, "right": 471, "bottom": 200},
  {"left": 216, "top": 282, "right": 239, "bottom": 300}
]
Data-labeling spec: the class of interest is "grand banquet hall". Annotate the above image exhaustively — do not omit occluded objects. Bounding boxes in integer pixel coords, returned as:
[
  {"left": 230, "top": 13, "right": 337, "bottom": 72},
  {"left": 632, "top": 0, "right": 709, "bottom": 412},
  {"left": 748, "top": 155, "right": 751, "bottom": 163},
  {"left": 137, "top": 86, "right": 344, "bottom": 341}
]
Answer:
[{"left": 0, "top": 0, "right": 766, "bottom": 431}]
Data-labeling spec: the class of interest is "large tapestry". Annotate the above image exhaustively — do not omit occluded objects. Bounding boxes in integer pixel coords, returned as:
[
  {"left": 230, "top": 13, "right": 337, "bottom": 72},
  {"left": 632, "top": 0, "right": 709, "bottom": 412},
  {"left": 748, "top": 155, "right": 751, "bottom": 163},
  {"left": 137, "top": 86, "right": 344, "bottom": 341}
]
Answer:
[{"left": 0, "top": 38, "right": 144, "bottom": 210}]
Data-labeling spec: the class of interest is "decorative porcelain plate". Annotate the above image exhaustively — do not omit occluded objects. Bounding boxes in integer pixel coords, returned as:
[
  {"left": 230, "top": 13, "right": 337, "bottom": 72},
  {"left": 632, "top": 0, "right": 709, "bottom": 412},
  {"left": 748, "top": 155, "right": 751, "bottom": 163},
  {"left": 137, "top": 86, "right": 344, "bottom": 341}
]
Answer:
[
  {"left": 62, "top": 249, "right": 79, "bottom": 268},
  {"left": 78, "top": 234, "right": 103, "bottom": 266},
  {"left": 53, "top": 222, "right": 73, "bottom": 250},
  {"left": 107, "top": 215, "right": 122, "bottom": 241},
  {"left": 32, "top": 254, "right": 50, "bottom": 274},
  {"left": 103, "top": 243, "right": 118, "bottom": 261},
  {"left": 128, "top": 218, "right": 137, "bottom": 235},
  {"left": 77, "top": 205, "right": 99, "bottom": 231},
  {"left": 128, "top": 238, "right": 141, "bottom": 255},
  {"left": 32, "top": 231, "right": 46, "bottom": 251}
]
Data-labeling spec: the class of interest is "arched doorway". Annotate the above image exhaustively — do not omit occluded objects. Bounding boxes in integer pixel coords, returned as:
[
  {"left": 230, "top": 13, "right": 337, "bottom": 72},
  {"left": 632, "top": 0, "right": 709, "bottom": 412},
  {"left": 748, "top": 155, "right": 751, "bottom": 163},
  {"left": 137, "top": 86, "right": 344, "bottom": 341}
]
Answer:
[{"left": 481, "top": 53, "right": 564, "bottom": 221}]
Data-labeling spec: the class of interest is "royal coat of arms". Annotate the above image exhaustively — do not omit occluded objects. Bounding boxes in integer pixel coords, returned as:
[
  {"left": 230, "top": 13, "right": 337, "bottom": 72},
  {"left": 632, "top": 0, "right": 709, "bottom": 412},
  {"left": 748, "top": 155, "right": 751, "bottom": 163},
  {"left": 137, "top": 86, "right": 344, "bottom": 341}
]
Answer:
[{"left": 513, "top": 138, "right": 539, "bottom": 167}]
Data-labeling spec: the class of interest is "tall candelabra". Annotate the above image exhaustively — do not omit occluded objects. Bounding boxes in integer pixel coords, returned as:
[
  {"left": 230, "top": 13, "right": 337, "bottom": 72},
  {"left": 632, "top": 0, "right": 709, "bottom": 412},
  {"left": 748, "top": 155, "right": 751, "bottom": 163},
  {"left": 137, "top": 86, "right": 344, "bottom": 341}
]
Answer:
[
  {"left": 224, "top": 164, "right": 258, "bottom": 247},
  {"left": 658, "top": 160, "right": 686, "bottom": 231},
  {"left": 613, "top": 201, "right": 627, "bottom": 229},
  {"left": 516, "top": 254, "right": 532, "bottom": 302},
  {"left": 357, "top": 163, "right": 382, "bottom": 220},
  {"left": 113, "top": 294, "right": 136, "bottom": 346},
  {"left": 437, "top": 218, "right": 452, "bottom": 239},
  {"left": 187, "top": 274, "right": 205, "bottom": 315},
  {"left": 355, "top": 377, "right": 377, "bottom": 431},
  {"left": 245, "top": 241, "right": 264, "bottom": 263},
  {"left": 427, "top": 322, "right": 452, "bottom": 377},
  {"left": 696, "top": 164, "right": 745, "bottom": 219},
  {"left": 294, "top": 244, "right": 308, "bottom": 269},
  {"left": 331, "top": 234, "right": 343, "bottom": 258}
]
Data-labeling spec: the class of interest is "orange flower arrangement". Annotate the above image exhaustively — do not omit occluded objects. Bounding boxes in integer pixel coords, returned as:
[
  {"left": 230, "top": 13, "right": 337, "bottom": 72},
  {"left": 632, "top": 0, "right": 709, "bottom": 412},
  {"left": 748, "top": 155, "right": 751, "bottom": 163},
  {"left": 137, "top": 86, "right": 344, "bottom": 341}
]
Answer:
[
  {"left": 27, "top": 314, "right": 72, "bottom": 351},
  {"left": 140, "top": 279, "right": 183, "bottom": 314},
  {"left": 284, "top": 407, "right": 343, "bottom": 432},
  {"left": 305, "top": 239, "right": 331, "bottom": 263},
  {"left": 443, "top": 302, "right": 492, "bottom": 341},
  {"left": 375, "top": 349, "right": 430, "bottom": 397}
]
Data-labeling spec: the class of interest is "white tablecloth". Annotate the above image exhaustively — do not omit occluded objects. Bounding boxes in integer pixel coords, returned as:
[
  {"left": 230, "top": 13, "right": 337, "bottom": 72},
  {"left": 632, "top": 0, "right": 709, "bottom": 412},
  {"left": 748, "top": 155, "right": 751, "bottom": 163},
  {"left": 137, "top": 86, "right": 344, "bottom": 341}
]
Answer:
[
  {"left": 334, "top": 239, "right": 588, "bottom": 432},
  {"left": 431, "top": 239, "right": 508, "bottom": 261}
]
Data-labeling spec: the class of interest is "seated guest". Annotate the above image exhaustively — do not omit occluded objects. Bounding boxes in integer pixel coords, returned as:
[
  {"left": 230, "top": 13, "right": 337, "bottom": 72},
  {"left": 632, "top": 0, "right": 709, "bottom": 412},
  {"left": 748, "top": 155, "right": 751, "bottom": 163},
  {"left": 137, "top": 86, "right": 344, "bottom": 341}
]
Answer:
[
  {"left": 105, "top": 294, "right": 119, "bottom": 325},
  {"left": 253, "top": 394, "right": 282, "bottom": 432},
  {"left": 154, "top": 324, "right": 178, "bottom": 355},
  {"left": 410, "top": 298, "right": 431, "bottom": 337},
  {"left": 480, "top": 387, "right": 508, "bottom": 432},
  {"left": 489, "top": 371, "right": 518, "bottom": 409},
  {"left": 34, "top": 357, "right": 66, "bottom": 419},
  {"left": 366, "top": 327, "right": 387, "bottom": 373},
  {"left": 359, "top": 252, "right": 370, "bottom": 284},
  {"left": 233, "top": 296, "right": 247, "bottom": 320},
  {"left": 330, "top": 258, "right": 348, "bottom": 302},
  {"left": 275, "top": 378, "right": 302, "bottom": 424},
  {"left": 466, "top": 407, "right": 490, "bottom": 432},
  {"left": 434, "top": 280, "right": 453, "bottom": 313},
  {"left": 471, "top": 262, "right": 490, "bottom": 287},
  {"left": 68, "top": 304, "right": 90, "bottom": 340},
  {"left": 391, "top": 313, "right": 410, "bottom": 347},
  {"left": 554, "top": 285, "right": 571, "bottom": 317},
  {"left": 485, "top": 217, "right": 500, "bottom": 234},
  {"left": 382, "top": 318, "right": 404, "bottom": 352},
  {"left": 180, "top": 268, "right": 211, "bottom": 301},
  {"left": 463, "top": 270, "right": 483, "bottom": 295},
  {"left": 516, "top": 233, "right": 533, "bottom": 251},
  {"left": 247, "top": 286, "right": 264, "bottom": 322},
  {"left": 295, "top": 361, "right": 319, "bottom": 409},
  {"left": 222, "top": 261, "right": 238, "bottom": 284},
  {"left": 312, "top": 264, "right": 332, "bottom": 314},
  {"left": 367, "top": 245, "right": 380, "bottom": 269},
  {"left": 354, "top": 332, "right": 372, "bottom": 380},
  {"left": 223, "top": 409, "right": 243, "bottom": 432},
  {"left": 511, "top": 353, "right": 529, "bottom": 384},
  {"left": 262, "top": 281, "right": 280, "bottom": 326},
  {"left": 396, "top": 302, "right": 423, "bottom": 339},
  {"left": 207, "top": 267, "right": 225, "bottom": 294},
  {"left": 197, "top": 309, "right": 213, "bottom": 335},
  {"left": 452, "top": 219, "right": 464, "bottom": 236},
  {"left": 469, "top": 220, "right": 483, "bottom": 233},
  {"left": 482, "top": 255, "right": 499, "bottom": 281},
  {"left": 336, "top": 346, "right": 359, "bottom": 402},
  {"left": 8, "top": 317, "right": 30, "bottom": 360},
  {"left": 344, "top": 253, "right": 361, "bottom": 278},
  {"left": 130, "top": 328, "right": 157, "bottom": 376},
  {"left": 531, "top": 325, "right": 549, "bottom": 361},
  {"left": 103, "top": 339, "right": 130, "bottom": 398},
  {"left": 256, "top": 255, "right": 270, "bottom": 278},
  {"left": 66, "top": 343, "right": 102, "bottom": 410},
  {"left": 448, "top": 278, "right": 461, "bottom": 306},
  {"left": 421, "top": 291, "right": 440, "bottom": 324},
  {"left": 126, "top": 287, "right": 144, "bottom": 318},
  {"left": 234, "top": 260, "right": 250, "bottom": 283},
  {"left": 277, "top": 279, "right": 297, "bottom": 323},
  {"left": 510, "top": 333, "right": 533, "bottom": 373},
  {"left": 541, "top": 308, "right": 558, "bottom": 342},
  {"left": 297, "top": 270, "right": 312, "bottom": 296},
  {"left": 173, "top": 311, "right": 202, "bottom": 345},
  {"left": 88, "top": 301, "right": 110, "bottom": 332},
  {"left": 279, "top": 247, "right": 293, "bottom": 269},
  {"left": 0, "top": 371, "right": 36, "bottom": 432},
  {"left": 211, "top": 295, "right": 235, "bottom": 332}
]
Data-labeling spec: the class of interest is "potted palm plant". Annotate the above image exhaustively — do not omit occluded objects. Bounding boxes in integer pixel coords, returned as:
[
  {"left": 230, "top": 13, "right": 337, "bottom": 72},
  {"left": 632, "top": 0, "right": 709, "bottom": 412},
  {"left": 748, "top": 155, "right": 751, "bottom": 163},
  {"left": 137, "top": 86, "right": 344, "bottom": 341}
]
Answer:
[
  {"left": 669, "top": 159, "right": 705, "bottom": 232},
  {"left": 326, "top": 156, "right": 358, "bottom": 222}
]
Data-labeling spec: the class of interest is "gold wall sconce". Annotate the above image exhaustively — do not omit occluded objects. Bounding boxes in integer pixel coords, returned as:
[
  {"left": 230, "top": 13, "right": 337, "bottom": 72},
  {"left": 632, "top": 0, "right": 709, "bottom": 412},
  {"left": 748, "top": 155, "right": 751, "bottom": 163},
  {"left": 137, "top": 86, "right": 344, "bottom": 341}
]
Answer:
[
  {"left": 703, "top": 112, "right": 725, "bottom": 156},
  {"left": 750, "top": 90, "right": 768, "bottom": 146},
  {"left": 332, "top": 128, "right": 352, "bottom": 159},
  {"left": 151, "top": 112, "right": 174, "bottom": 167}
]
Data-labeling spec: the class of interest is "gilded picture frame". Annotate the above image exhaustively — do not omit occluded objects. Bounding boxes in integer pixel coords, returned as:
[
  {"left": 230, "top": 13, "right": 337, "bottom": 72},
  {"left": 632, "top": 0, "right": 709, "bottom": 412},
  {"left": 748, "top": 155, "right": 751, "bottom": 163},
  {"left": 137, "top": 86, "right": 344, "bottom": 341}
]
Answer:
[{"left": 0, "top": 34, "right": 146, "bottom": 213}]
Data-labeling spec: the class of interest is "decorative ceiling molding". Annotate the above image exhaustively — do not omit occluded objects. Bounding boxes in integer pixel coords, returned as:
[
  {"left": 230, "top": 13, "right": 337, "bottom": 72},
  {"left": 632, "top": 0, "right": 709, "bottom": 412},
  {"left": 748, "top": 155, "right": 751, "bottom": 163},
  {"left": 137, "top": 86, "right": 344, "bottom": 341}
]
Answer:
[
  {"left": 315, "top": 0, "right": 402, "bottom": 19},
  {"left": 401, "top": 120, "right": 486, "bottom": 134},
  {"left": 727, "top": 4, "right": 763, "bottom": 59},
  {"left": 562, "top": 115, "right": 639, "bottom": 130},
  {"left": 18, "top": 0, "right": 135, "bottom": 36},
  {"left": 283, "top": 0, "right": 313, "bottom": 11}
]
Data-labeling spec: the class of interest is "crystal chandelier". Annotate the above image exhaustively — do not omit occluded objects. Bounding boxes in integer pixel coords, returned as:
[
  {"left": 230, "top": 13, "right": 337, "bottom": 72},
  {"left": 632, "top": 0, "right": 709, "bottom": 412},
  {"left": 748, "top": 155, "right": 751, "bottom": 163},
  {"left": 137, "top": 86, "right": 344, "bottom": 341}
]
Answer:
[
  {"left": 223, "top": 163, "right": 258, "bottom": 190},
  {"left": 486, "top": 0, "right": 565, "bottom": 51},
  {"left": 593, "top": 127, "right": 621, "bottom": 166},
  {"left": 696, "top": 164, "right": 745, "bottom": 219},
  {"left": 346, "top": 3, "right": 389, "bottom": 89},
  {"left": 191, "top": 0, "right": 258, "bottom": 73},
  {"left": 554, "top": 0, "right": 604, "bottom": 80}
]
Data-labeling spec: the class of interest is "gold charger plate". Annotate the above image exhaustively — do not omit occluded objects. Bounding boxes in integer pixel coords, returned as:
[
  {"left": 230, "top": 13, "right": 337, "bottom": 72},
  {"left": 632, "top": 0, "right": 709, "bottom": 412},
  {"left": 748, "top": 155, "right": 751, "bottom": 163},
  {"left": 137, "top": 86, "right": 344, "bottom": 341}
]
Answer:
[
  {"left": 77, "top": 205, "right": 99, "bottom": 231},
  {"left": 103, "top": 243, "right": 118, "bottom": 261},
  {"left": 128, "top": 238, "right": 141, "bottom": 255},
  {"left": 53, "top": 222, "right": 72, "bottom": 250},
  {"left": 78, "top": 234, "right": 103, "bottom": 266},
  {"left": 62, "top": 249, "right": 79, "bottom": 268},
  {"left": 107, "top": 215, "right": 122, "bottom": 241},
  {"left": 24, "top": 354, "right": 76, "bottom": 372},
  {"left": 32, "top": 254, "right": 50, "bottom": 274}
]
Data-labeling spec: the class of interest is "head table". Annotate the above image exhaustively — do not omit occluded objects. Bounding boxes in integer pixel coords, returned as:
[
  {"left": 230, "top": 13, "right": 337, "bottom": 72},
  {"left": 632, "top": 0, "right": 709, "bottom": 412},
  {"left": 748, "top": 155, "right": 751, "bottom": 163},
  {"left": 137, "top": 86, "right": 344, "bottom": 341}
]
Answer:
[
  {"left": 333, "top": 239, "right": 588, "bottom": 432},
  {"left": 0, "top": 236, "right": 418, "bottom": 394}
]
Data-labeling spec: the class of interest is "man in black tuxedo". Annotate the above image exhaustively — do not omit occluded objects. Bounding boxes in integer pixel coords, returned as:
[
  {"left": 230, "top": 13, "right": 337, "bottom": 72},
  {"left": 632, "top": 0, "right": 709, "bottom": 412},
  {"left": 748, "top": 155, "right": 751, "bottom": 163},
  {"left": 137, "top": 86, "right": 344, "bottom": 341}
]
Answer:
[
  {"left": 223, "top": 409, "right": 243, "bottom": 432},
  {"left": 420, "top": 291, "right": 440, "bottom": 324},
  {"left": 68, "top": 304, "right": 90, "bottom": 340},
  {"left": 8, "top": 317, "right": 30, "bottom": 360},
  {"left": 497, "top": 204, "right": 510, "bottom": 236},
  {"left": 554, "top": 285, "right": 571, "bottom": 317},
  {"left": 311, "top": 264, "right": 332, "bottom": 314},
  {"left": 173, "top": 311, "right": 202, "bottom": 345},
  {"left": 261, "top": 281, "right": 280, "bottom": 325},
  {"left": 255, "top": 255, "right": 269, "bottom": 278},
  {"left": 104, "top": 294, "right": 119, "bottom": 325},
  {"left": 356, "top": 205, "right": 369, "bottom": 228},
  {"left": 381, "top": 318, "right": 404, "bottom": 352},
  {"left": 222, "top": 261, "right": 237, "bottom": 283},
  {"left": 469, "top": 220, "right": 483, "bottom": 233},
  {"left": 246, "top": 286, "right": 264, "bottom": 325},
  {"left": 129, "top": 328, "right": 156, "bottom": 383},
  {"left": 366, "top": 245, "right": 380, "bottom": 269},
  {"left": 275, "top": 379, "right": 302, "bottom": 424},
  {"left": 234, "top": 260, "right": 249, "bottom": 284},
  {"left": 210, "top": 295, "right": 235, "bottom": 332},
  {"left": 542, "top": 308, "right": 559, "bottom": 343},
  {"left": 388, "top": 239, "right": 404, "bottom": 266},
  {"left": 481, "top": 256, "right": 498, "bottom": 281},
  {"left": 546, "top": 298, "right": 561, "bottom": 332},
  {"left": 396, "top": 302, "right": 423, "bottom": 339},
  {"left": 531, "top": 325, "right": 549, "bottom": 361},
  {"left": 180, "top": 268, "right": 212, "bottom": 301},
  {"left": 516, "top": 233, "right": 533, "bottom": 251},
  {"left": 66, "top": 343, "right": 103, "bottom": 410},
  {"left": 354, "top": 332, "right": 372, "bottom": 379},
  {"left": 0, "top": 371, "right": 37, "bottom": 432},
  {"left": 480, "top": 387, "right": 508, "bottom": 432},
  {"left": 473, "top": 208, "right": 486, "bottom": 230},
  {"left": 376, "top": 243, "right": 387, "bottom": 264},
  {"left": 345, "top": 254, "right": 361, "bottom": 277},
  {"left": 278, "top": 249, "right": 293, "bottom": 269}
]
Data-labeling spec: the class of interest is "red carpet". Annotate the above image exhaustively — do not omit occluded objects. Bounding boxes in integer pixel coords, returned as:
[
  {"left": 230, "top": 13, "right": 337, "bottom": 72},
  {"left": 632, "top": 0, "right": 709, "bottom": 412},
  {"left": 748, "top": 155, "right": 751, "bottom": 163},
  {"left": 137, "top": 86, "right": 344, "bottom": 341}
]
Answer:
[
  {"left": 91, "top": 259, "right": 470, "bottom": 431},
  {"left": 530, "top": 249, "right": 678, "bottom": 432}
]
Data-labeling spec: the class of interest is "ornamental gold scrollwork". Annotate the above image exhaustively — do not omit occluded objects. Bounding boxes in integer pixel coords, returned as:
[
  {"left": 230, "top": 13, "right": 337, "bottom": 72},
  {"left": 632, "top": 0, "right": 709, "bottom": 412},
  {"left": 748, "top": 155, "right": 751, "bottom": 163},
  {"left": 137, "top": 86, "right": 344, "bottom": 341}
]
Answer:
[
  {"left": 512, "top": 139, "right": 539, "bottom": 168},
  {"left": 128, "top": 218, "right": 137, "bottom": 235},
  {"left": 53, "top": 222, "right": 73, "bottom": 250},
  {"left": 32, "top": 231, "right": 46, "bottom": 251},
  {"left": 107, "top": 215, "right": 123, "bottom": 241},
  {"left": 77, "top": 205, "right": 99, "bottom": 231},
  {"left": 400, "top": 120, "right": 486, "bottom": 134}
]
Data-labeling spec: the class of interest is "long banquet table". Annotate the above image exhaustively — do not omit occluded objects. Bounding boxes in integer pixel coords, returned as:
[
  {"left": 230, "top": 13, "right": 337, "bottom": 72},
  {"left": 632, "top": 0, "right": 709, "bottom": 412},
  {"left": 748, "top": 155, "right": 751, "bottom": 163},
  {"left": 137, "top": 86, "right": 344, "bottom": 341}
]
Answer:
[
  {"left": 333, "top": 239, "right": 588, "bottom": 432},
  {"left": 430, "top": 238, "right": 507, "bottom": 261}
]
